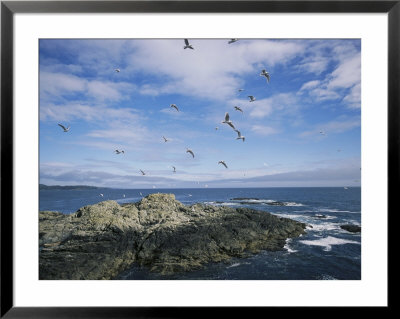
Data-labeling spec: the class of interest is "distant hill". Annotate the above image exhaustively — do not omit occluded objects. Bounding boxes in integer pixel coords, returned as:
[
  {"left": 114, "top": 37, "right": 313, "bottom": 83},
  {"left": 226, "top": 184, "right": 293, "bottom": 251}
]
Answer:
[{"left": 39, "top": 184, "right": 101, "bottom": 190}]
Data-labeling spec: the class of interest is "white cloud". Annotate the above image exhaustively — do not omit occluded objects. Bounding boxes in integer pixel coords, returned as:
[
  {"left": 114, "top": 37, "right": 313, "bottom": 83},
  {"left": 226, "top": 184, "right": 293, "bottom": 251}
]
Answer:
[
  {"left": 295, "top": 41, "right": 361, "bottom": 109},
  {"left": 40, "top": 72, "right": 86, "bottom": 98},
  {"left": 86, "top": 80, "right": 135, "bottom": 101},
  {"left": 40, "top": 103, "right": 100, "bottom": 122},
  {"left": 40, "top": 60, "right": 84, "bottom": 74},
  {"left": 296, "top": 56, "right": 330, "bottom": 75},
  {"left": 251, "top": 125, "right": 279, "bottom": 136},
  {"left": 86, "top": 124, "right": 150, "bottom": 145},
  {"left": 247, "top": 93, "right": 299, "bottom": 119},
  {"left": 327, "top": 53, "right": 361, "bottom": 90},
  {"left": 40, "top": 155, "right": 361, "bottom": 188},
  {"left": 343, "top": 83, "right": 361, "bottom": 109},
  {"left": 308, "top": 87, "right": 341, "bottom": 101},
  {"left": 299, "top": 80, "right": 320, "bottom": 92},
  {"left": 241, "top": 40, "right": 306, "bottom": 66},
  {"left": 139, "top": 84, "right": 164, "bottom": 96},
  {"left": 41, "top": 70, "right": 136, "bottom": 103},
  {"left": 248, "top": 99, "right": 275, "bottom": 118},
  {"left": 125, "top": 39, "right": 305, "bottom": 101},
  {"left": 324, "top": 117, "right": 361, "bottom": 133},
  {"left": 300, "top": 116, "right": 360, "bottom": 138},
  {"left": 40, "top": 102, "right": 140, "bottom": 123},
  {"left": 40, "top": 40, "right": 131, "bottom": 76}
]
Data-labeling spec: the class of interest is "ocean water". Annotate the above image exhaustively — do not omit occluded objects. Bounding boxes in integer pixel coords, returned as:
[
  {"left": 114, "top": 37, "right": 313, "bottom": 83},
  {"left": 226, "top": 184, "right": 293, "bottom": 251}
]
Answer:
[{"left": 39, "top": 187, "right": 361, "bottom": 280}]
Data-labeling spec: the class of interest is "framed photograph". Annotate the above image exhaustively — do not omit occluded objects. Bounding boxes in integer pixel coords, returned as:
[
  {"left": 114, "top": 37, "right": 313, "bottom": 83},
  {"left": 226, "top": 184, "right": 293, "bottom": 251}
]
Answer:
[{"left": 1, "top": 0, "right": 394, "bottom": 317}]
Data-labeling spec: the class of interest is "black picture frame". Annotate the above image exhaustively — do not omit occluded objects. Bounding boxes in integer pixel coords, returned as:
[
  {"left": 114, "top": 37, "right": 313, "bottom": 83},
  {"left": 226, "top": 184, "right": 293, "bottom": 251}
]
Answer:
[{"left": 1, "top": 1, "right": 394, "bottom": 317}]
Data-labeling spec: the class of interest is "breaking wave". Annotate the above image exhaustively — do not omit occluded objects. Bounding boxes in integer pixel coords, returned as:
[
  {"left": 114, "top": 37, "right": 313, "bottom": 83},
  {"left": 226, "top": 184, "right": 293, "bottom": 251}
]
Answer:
[{"left": 299, "top": 236, "right": 360, "bottom": 251}]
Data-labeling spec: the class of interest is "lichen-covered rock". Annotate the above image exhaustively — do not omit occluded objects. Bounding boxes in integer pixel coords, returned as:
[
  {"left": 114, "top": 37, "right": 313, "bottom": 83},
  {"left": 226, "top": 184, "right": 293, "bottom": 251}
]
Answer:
[{"left": 39, "top": 193, "right": 307, "bottom": 279}]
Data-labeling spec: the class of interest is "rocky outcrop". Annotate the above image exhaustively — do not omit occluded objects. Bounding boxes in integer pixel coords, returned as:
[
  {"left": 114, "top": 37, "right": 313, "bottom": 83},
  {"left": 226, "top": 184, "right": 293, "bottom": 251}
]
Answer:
[
  {"left": 39, "top": 193, "right": 307, "bottom": 280},
  {"left": 340, "top": 224, "right": 361, "bottom": 233}
]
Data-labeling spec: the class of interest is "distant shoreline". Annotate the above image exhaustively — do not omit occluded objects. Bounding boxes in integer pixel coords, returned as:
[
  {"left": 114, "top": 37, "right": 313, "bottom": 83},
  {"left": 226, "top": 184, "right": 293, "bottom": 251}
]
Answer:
[{"left": 39, "top": 184, "right": 102, "bottom": 190}]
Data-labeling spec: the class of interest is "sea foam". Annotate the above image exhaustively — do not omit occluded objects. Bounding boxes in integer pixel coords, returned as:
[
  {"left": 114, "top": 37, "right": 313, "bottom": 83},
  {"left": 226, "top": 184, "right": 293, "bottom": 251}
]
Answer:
[
  {"left": 284, "top": 238, "right": 298, "bottom": 253},
  {"left": 307, "top": 223, "right": 341, "bottom": 232},
  {"left": 299, "top": 236, "right": 360, "bottom": 251}
]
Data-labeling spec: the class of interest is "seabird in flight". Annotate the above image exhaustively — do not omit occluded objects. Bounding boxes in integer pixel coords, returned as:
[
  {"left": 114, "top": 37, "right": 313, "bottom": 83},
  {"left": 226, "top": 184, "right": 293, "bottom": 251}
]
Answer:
[
  {"left": 235, "top": 129, "right": 245, "bottom": 142},
  {"left": 234, "top": 106, "right": 243, "bottom": 113},
  {"left": 58, "top": 124, "right": 70, "bottom": 132},
  {"left": 260, "top": 69, "right": 270, "bottom": 82},
  {"left": 218, "top": 160, "right": 228, "bottom": 168},
  {"left": 221, "top": 112, "right": 236, "bottom": 130},
  {"left": 248, "top": 95, "right": 256, "bottom": 102},
  {"left": 170, "top": 104, "right": 179, "bottom": 112},
  {"left": 184, "top": 39, "right": 194, "bottom": 49},
  {"left": 186, "top": 148, "right": 195, "bottom": 158}
]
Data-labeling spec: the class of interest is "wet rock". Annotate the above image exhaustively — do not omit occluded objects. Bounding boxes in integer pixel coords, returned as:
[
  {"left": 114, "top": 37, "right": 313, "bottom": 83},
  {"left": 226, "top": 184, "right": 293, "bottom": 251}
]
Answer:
[
  {"left": 340, "top": 224, "right": 361, "bottom": 233},
  {"left": 39, "top": 193, "right": 307, "bottom": 279},
  {"left": 266, "top": 201, "right": 286, "bottom": 206}
]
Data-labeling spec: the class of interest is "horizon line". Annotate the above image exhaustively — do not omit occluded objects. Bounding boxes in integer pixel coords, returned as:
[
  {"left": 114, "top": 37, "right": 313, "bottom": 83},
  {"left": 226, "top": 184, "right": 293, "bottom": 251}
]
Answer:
[{"left": 39, "top": 184, "right": 361, "bottom": 190}]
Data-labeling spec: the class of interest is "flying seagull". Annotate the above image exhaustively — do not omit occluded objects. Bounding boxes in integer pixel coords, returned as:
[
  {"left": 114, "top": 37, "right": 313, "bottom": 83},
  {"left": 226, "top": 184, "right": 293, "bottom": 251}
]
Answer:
[
  {"left": 186, "top": 148, "right": 195, "bottom": 158},
  {"left": 99, "top": 193, "right": 104, "bottom": 197},
  {"left": 248, "top": 95, "right": 256, "bottom": 102},
  {"left": 319, "top": 131, "right": 326, "bottom": 135},
  {"left": 58, "top": 123, "right": 70, "bottom": 132},
  {"left": 215, "top": 126, "right": 219, "bottom": 130},
  {"left": 172, "top": 166, "right": 176, "bottom": 173},
  {"left": 114, "top": 149, "right": 124, "bottom": 154},
  {"left": 235, "top": 129, "right": 245, "bottom": 142},
  {"left": 170, "top": 104, "right": 179, "bottom": 112},
  {"left": 162, "top": 136, "right": 169, "bottom": 142},
  {"left": 234, "top": 106, "right": 243, "bottom": 113},
  {"left": 238, "top": 88, "right": 244, "bottom": 92},
  {"left": 140, "top": 169, "right": 146, "bottom": 175},
  {"left": 221, "top": 112, "right": 236, "bottom": 130},
  {"left": 218, "top": 160, "right": 228, "bottom": 168},
  {"left": 260, "top": 69, "right": 270, "bottom": 82},
  {"left": 184, "top": 39, "right": 194, "bottom": 50},
  {"left": 115, "top": 68, "right": 120, "bottom": 73},
  {"left": 228, "top": 38, "right": 239, "bottom": 44}
]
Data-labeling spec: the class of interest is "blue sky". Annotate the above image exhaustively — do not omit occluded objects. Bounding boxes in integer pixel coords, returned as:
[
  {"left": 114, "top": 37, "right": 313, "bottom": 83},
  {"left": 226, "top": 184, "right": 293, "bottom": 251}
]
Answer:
[{"left": 39, "top": 39, "right": 361, "bottom": 188}]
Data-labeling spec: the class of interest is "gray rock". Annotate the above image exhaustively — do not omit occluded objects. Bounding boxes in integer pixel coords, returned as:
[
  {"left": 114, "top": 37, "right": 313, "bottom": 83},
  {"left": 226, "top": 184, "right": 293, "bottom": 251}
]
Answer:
[{"left": 39, "top": 193, "right": 307, "bottom": 279}]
